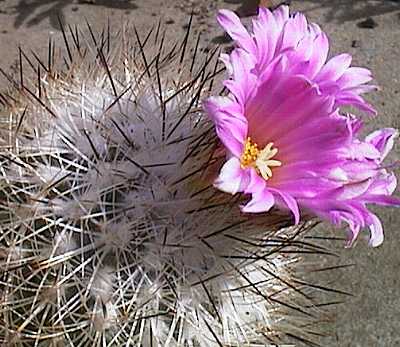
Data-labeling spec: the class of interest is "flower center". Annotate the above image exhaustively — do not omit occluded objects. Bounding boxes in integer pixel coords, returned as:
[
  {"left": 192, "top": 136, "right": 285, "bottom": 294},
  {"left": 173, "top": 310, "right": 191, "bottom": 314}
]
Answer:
[{"left": 240, "top": 137, "right": 282, "bottom": 180}]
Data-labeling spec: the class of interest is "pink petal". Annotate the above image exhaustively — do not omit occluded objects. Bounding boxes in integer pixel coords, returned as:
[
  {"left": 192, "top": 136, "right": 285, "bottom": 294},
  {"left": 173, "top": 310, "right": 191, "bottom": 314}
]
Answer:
[
  {"left": 277, "top": 156, "right": 344, "bottom": 181},
  {"left": 244, "top": 167, "right": 266, "bottom": 194},
  {"left": 301, "top": 200, "right": 366, "bottom": 229},
  {"left": 273, "top": 5, "right": 290, "bottom": 27},
  {"left": 308, "top": 22, "right": 322, "bottom": 36},
  {"left": 343, "top": 216, "right": 361, "bottom": 247},
  {"left": 365, "top": 128, "right": 398, "bottom": 161},
  {"left": 217, "top": 10, "right": 256, "bottom": 54},
  {"left": 220, "top": 53, "right": 233, "bottom": 75},
  {"left": 203, "top": 96, "right": 247, "bottom": 157},
  {"left": 337, "top": 160, "right": 378, "bottom": 182},
  {"left": 277, "top": 114, "right": 350, "bottom": 158},
  {"left": 272, "top": 178, "right": 338, "bottom": 198},
  {"left": 362, "top": 195, "right": 400, "bottom": 206},
  {"left": 349, "top": 84, "right": 378, "bottom": 95},
  {"left": 336, "top": 67, "right": 373, "bottom": 90},
  {"left": 269, "top": 188, "right": 300, "bottom": 224},
  {"left": 307, "top": 32, "right": 329, "bottom": 78},
  {"left": 335, "top": 91, "right": 377, "bottom": 115},
  {"left": 278, "top": 13, "right": 308, "bottom": 52},
  {"left": 325, "top": 179, "right": 373, "bottom": 201},
  {"left": 214, "top": 157, "right": 249, "bottom": 194},
  {"left": 316, "top": 53, "right": 352, "bottom": 83},
  {"left": 364, "top": 172, "right": 397, "bottom": 196},
  {"left": 241, "top": 188, "right": 275, "bottom": 213},
  {"left": 284, "top": 36, "right": 315, "bottom": 76},
  {"left": 345, "top": 141, "right": 381, "bottom": 161},
  {"left": 250, "top": 80, "right": 335, "bottom": 144},
  {"left": 368, "top": 213, "right": 384, "bottom": 247},
  {"left": 253, "top": 7, "right": 279, "bottom": 69},
  {"left": 223, "top": 49, "right": 257, "bottom": 105}
]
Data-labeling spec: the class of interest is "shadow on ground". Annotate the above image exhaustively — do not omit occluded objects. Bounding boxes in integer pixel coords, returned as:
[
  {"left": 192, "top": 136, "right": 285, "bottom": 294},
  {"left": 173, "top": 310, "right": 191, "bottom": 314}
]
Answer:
[
  {"left": 11, "top": 0, "right": 137, "bottom": 29},
  {"left": 302, "top": 0, "right": 400, "bottom": 23},
  {"left": 223, "top": 0, "right": 292, "bottom": 17}
]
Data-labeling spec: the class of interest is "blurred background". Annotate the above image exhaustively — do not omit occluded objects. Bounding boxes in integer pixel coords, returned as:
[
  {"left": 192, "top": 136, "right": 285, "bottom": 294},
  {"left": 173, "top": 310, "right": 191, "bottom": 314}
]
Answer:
[{"left": 0, "top": 0, "right": 399, "bottom": 345}]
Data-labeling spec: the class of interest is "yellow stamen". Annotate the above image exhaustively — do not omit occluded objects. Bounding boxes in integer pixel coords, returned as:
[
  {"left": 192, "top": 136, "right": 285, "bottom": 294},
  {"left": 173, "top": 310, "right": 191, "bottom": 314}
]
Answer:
[{"left": 240, "top": 137, "right": 282, "bottom": 180}]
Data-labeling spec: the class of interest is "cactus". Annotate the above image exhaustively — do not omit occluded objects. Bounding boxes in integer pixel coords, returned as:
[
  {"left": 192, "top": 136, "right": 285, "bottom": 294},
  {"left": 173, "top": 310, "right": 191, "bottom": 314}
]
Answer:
[{"left": 0, "top": 18, "right": 345, "bottom": 347}]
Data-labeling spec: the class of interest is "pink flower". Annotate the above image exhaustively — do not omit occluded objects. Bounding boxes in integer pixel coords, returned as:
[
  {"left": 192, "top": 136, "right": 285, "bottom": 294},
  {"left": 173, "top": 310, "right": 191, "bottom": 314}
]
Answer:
[
  {"left": 205, "top": 6, "right": 399, "bottom": 246},
  {"left": 217, "top": 6, "right": 377, "bottom": 114}
]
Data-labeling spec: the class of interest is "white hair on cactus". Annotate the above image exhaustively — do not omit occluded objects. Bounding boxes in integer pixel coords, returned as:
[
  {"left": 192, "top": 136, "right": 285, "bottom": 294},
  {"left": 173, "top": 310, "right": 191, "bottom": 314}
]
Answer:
[{"left": 0, "top": 18, "right": 346, "bottom": 347}]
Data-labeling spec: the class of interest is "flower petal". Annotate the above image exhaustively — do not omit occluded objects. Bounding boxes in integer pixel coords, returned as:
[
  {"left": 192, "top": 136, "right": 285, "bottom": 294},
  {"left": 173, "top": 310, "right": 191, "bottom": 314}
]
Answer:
[
  {"left": 223, "top": 49, "right": 257, "bottom": 106},
  {"left": 336, "top": 67, "right": 373, "bottom": 90},
  {"left": 365, "top": 128, "right": 398, "bottom": 161},
  {"left": 269, "top": 188, "right": 300, "bottom": 224},
  {"left": 253, "top": 7, "right": 280, "bottom": 69},
  {"left": 315, "top": 53, "right": 352, "bottom": 83},
  {"left": 214, "top": 157, "right": 249, "bottom": 194},
  {"left": 365, "top": 172, "right": 397, "bottom": 196},
  {"left": 241, "top": 188, "right": 275, "bottom": 213},
  {"left": 273, "top": 5, "right": 290, "bottom": 28},
  {"left": 278, "top": 13, "right": 308, "bottom": 52},
  {"left": 203, "top": 96, "right": 247, "bottom": 157},
  {"left": 362, "top": 195, "right": 400, "bottom": 206},
  {"left": 244, "top": 167, "right": 266, "bottom": 194},
  {"left": 307, "top": 32, "right": 329, "bottom": 78},
  {"left": 220, "top": 53, "right": 233, "bottom": 75},
  {"left": 217, "top": 10, "right": 256, "bottom": 54},
  {"left": 368, "top": 213, "right": 384, "bottom": 247},
  {"left": 335, "top": 91, "right": 377, "bottom": 115},
  {"left": 326, "top": 179, "right": 372, "bottom": 201}
]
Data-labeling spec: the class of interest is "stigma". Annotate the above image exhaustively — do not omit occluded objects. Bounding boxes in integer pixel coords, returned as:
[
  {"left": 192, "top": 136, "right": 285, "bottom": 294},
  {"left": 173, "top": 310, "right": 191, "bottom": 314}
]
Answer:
[{"left": 240, "top": 138, "right": 282, "bottom": 180}]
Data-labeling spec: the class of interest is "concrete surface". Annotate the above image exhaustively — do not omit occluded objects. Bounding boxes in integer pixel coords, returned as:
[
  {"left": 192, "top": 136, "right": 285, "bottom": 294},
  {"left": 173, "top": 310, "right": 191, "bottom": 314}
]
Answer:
[{"left": 0, "top": 0, "right": 399, "bottom": 346}]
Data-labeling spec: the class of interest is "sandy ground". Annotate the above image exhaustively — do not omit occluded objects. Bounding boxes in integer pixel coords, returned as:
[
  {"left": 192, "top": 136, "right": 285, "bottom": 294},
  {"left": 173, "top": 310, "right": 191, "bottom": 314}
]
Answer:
[{"left": 1, "top": 0, "right": 400, "bottom": 346}]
